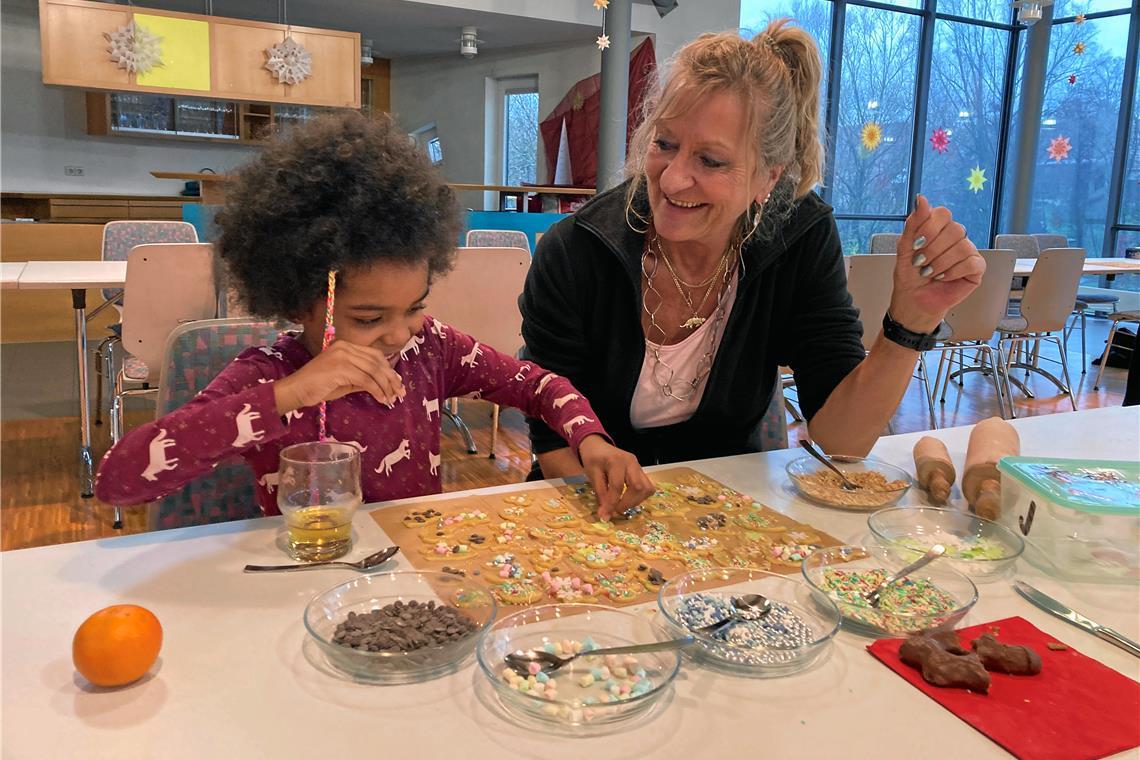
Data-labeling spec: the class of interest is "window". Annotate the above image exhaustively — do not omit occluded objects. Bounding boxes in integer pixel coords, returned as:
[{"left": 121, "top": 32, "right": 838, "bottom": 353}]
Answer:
[
  {"left": 831, "top": 5, "right": 921, "bottom": 218},
  {"left": 937, "top": 0, "right": 1013, "bottom": 24},
  {"left": 837, "top": 218, "right": 905, "bottom": 254},
  {"left": 1054, "top": 0, "right": 1133, "bottom": 17},
  {"left": 739, "top": 0, "right": 832, "bottom": 113},
  {"left": 1029, "top": 14, "right": 1128, "bottom": 256},
  {"left": 504, "top": 89, "right": 539, "bottom": 187},
  {"left": 921, "top": 20, "right": 1011, "bottom": 242},
  {"left": 427, "top": 137, "right": 443, "bottom": 165}
]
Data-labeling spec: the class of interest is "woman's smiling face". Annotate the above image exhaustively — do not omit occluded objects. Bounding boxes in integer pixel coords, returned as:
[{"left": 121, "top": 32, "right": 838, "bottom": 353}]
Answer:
[{"left": 644, "top": 89, "right": 780, "bottom": 251}]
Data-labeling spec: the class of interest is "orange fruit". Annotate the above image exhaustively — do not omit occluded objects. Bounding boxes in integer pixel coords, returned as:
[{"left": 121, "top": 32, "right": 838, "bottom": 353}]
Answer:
[{"left": 72, "top": 604, "right": 163, "bottom": 687}]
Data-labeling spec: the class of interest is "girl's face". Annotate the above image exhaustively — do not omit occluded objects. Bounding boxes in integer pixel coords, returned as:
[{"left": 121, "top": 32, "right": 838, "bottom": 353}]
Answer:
[
  {"left": 645, "top": 90, "right": 781, "bottom": 252},
  {"left": 299, "top": 261, "right": 430, "bottom": 360}
]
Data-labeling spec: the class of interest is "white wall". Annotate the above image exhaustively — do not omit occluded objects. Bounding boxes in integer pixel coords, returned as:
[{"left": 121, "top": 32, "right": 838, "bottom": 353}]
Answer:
[{"left": 1, "top": 0, "right": 259, "bottom": 195}]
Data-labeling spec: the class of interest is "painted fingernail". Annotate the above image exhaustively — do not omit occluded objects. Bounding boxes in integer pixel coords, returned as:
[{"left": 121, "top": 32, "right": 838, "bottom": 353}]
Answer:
[
  {"left": 920, "top": 265, "right": 935, "bottom": 277},
  {"left": 934, "top": 273, "right": 946, "bottom": 281},
  {"left": 913, "top": 236, "right": 927, "bottom": 250},
  {"left": 912, "top": 253, "right": 927, "bottom": 267}
]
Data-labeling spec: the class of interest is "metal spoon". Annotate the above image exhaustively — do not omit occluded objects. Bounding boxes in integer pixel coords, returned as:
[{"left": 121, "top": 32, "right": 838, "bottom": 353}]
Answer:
[
  {"left": 697, "top": 593, "right": 773, "bottom": 633},
  {"left": 799, "top": 439, "right": 862, "bottom": 491},
  {"left": 243, "top": 545, "right": 400, "bottom": 573},
  {"left": 504, "top": 636, "right": 694, "bottom": 676},
  {"left": 862, "top": 544, "right": 946, "bottom": 608}
]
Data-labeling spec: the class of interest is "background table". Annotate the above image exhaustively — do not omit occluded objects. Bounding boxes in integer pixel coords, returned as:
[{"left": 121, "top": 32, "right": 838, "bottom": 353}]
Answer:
[
  {"left": 16, "top": 260, "right": 127, "bottom": 497},
  {"left": 1014, "top": 257, "right": 1140, "bottom": 277},
  {"left": 1, "top": 262, "right": 26, "bottom": 289},
  {"left": 2, "top": 407, "right": 1137, "bottom": 759}
]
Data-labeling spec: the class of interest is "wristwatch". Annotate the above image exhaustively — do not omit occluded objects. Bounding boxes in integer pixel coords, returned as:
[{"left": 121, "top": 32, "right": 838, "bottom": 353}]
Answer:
[{"left": 881, "top": 312, "right": 952, "bottom": 351}]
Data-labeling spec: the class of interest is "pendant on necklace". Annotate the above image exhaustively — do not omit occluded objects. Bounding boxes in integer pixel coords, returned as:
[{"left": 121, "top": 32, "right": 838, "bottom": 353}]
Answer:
[{"left": 681, "top": 316, "right": 706, "bottom": 330}]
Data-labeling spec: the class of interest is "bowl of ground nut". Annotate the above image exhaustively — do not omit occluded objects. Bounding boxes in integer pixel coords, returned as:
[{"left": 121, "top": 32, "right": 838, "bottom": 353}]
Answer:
[
  {"left": 786, "top": 455, "right": 912, "bottom": 511},
  {"left": 304, "top": 571, "right": 496, "bottom": 684}
]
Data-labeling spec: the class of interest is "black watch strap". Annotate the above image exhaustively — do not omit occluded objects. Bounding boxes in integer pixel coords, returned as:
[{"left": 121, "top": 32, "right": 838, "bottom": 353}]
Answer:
[{"left": 881, "top": 312, "right": 951, "bottom": 351}]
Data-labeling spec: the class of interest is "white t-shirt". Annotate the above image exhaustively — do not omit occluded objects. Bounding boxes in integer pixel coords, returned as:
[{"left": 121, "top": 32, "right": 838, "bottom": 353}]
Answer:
[{"left": 630, "top": 270, "right": 739, "bottom": 429}]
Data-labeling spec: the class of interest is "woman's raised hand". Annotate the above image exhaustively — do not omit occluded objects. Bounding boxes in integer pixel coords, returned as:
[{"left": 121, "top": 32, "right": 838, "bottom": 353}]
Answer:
[
  {"left": 890, "top": 195, "right": 986, "bottom": 333},
  {"left": 273, "top": 340, "right": 405, "bottom": 415}
]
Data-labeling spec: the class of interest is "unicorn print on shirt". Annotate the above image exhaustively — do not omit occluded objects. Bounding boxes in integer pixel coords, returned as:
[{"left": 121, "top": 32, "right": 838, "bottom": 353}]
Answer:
[
  {"left": 257, "top": 346, "right": 284, "bottom": 361},
  {"left": 375, "top": 439, "right": 412, "bottom": 476},
  {"left": 422, "top": 397, "right": 440, "bottom": 420},
  {"left": 430, "top": 318, "right": 446, "bottom": 337},
  {"left": 535, "top": 373, "right": 556, "bottom": 395},
  {"left": 327, "top": 436, "right": 368, "bottom": 453},
  {"left": 553, "top": 393, "right": 580, "bottom": 410},
  {"left": 231, "top": 403, "right": 266, "bottom": 448},
  {"left": 284, "top": 409, "right": 304, "bottom": 423},
  {"left": 428, "top": 451, "right": 441, "bottom": 476},
  {"left": 141, "top": 428, "right": 179, "bottom": 481},
  {"left": 400, "top": 334, "right": 425, "bottom": 361},
  {"left": 513, "top": 364, "right": 533, "bottom": 382},
  {"left": 460, "top": 342, "right": 483, "bottom": 368},
  {"left": 562, "top": 415, "right": 593, "bottom": 438},
  {"left": 257, "top": 472, "right": 280, "bottom": 493}
]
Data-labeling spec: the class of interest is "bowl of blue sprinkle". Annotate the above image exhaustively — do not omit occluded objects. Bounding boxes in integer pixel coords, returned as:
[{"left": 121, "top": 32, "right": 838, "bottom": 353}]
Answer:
[{"left": 657, "top": 567, "right": 841, "bottom": 677}]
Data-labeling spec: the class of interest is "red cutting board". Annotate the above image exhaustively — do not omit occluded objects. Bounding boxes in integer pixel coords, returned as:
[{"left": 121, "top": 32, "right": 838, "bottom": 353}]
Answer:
[{"left": 868, "top": 616, "right": 1140, "bottom": 760}]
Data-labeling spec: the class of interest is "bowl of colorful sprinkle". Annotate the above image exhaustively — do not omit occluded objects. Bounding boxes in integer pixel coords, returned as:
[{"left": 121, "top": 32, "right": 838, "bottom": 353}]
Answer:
[
  {"left": 802, "top": 545, "right": 977, "bottom": 637},
  {"left": 304, "top": 571, "right": 496, "bottom": 684},
  {"left": 476, "top": 603, "right": 681, "bottom": 731},
  {"left": 657, "top": 567, "right": 841, "bottom": 677},
  {"left": 868, "top": 506, "right": 1025, "bottom": 582}
]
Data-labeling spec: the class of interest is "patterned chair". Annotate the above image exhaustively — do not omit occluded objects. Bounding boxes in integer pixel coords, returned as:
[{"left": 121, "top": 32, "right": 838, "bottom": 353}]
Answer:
[
  {"left": 94, "top": 221, "right": 200, "bottom": 424},
  {"left": 465, "top": 229, "right": 531, "bottom": 253},
  {"left": 149, "top": 318, "right": 285, "bottom": 530}
]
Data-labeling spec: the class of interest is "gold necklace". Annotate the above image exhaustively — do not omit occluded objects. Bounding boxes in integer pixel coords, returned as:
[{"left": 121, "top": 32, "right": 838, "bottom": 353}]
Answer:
[{"left": 652, "top": 234, "right": 733, "bottom": 330}]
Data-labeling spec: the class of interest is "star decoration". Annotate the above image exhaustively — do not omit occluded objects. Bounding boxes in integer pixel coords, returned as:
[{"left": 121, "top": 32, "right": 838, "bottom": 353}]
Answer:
[
  {"left": 1075, "top": 13, "right": 1086, "bottom": 23},
  {"left": 966, "top": 166, "right": 988, "bottom": 194},
  {"left": 594, "top": 0, "right": 610, "bottom": 8},
  {"left": 1068, "top": 74, "right": 1077, "bottom": 85},
  {"left": 105, "top": 20, "right": 163, "bottom": 75},
  {"left": 929, "top": 127, "right": 950, "bottom": 154},
  {"left": 1073, "top": 42, "right": 1086, "bottom": 55},
  {"left": 596, "top": 33, "right": 611, "bottom": 50},
  {"left": 571, "top": 90, "right": 586, "bottom": 111},
  {"left": 265, "top": 36, "right": 312, "bottom": 85},
  {"left": 861, "top": 121, "right": 883, "bottom": 152},
  {"left": 1047, "top": 135, "right": 1072, "bottom": 162}
]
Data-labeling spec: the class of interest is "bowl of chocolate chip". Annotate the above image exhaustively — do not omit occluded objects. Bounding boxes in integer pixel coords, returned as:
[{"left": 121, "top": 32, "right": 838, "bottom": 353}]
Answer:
[{"left": 304, "top": 571, "right": 496, "bottom": 684}]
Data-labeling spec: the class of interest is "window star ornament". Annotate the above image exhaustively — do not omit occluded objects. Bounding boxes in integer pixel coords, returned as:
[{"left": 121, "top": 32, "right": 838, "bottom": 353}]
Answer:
[
  {"left": 1073, "top": 42, "right": 1086, "bottom": 55},
  {"left": 265, "top": 36, "right": 313, "bottom": 85},
  {"left": 929, "top": 127, "right": 950, "bottom": 154},
  {"left": 966, "top": 166, "right": 988, "bottom": 194},
  {"left": 1047, "top": 135, "right": 1072, "bottom": 162},
  {"left": 105, "top": 20, "right": 163, "bottom": 75},
  {"left": 1075, "top": 13, "right": 1086, "bottom": 23},
  {"left": 596, "top": 33, "right": 611, "bottom": 50},
  {"left": 593, "top": 0, "right": 609, "bottom": 8},
  {"left": 861, "top": 121, "right": 883, "bottom": 152},
  {"left": 1068, "top": 74, "right": 1077, "bottom": 85}
]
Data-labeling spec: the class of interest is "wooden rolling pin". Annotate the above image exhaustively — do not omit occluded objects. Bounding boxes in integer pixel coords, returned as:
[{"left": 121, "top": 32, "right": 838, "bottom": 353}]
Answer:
[
  {"left": 962, "top": 417, "right": 1020, "bottom": 520},
  {"left": 913, "top": 436, "right": 955, "bottom": 505}
]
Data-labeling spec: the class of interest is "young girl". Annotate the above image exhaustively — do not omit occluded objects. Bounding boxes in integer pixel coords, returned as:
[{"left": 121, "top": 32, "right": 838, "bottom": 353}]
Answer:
[{"left": 95, "top": 112, "right": 654, "bottom": 518}]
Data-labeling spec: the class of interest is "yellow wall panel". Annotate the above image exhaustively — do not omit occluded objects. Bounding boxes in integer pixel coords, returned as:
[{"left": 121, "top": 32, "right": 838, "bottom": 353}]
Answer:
[{"left": 134, "top": 14, "right": 211, "bottom": 91}]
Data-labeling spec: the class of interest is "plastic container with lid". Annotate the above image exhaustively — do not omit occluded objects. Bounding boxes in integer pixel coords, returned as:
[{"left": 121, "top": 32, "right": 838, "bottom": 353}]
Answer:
[{"left": 996, "top": 457, "right": 1140, "bottom": 583}]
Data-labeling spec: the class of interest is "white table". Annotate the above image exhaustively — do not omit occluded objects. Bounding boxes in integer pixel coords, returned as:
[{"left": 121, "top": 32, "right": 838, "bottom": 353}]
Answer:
[
  {"left": 3, "top": 407, "right": 1138, "bottom": 759},
  {"left": 1014, "top": 257, "right": 1140, "bottom": 277},
  {"left": 1, "top": 262, "right": 26, "bottom": 289},
  {"left": 16, "top": 261, "right": 127, "bottom": 499}
]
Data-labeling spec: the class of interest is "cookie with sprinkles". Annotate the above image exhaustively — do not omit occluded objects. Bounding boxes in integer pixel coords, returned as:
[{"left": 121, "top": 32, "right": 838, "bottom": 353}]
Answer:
[
  {"left": 539, "top": 570, "right": 599, "bottom": 603},
  {"left": 630, "top": 563, "right": 669, "bottom": 591},
  {"left": 539, "top": 511, "right": 584, "bottom": 529},
  {"left": 540, "top": 496, "right": 574, "bottom": 514},
  {"left": 493, "top": 579, "right": 544, "bottom": 605},
  {"left": 590, "top": 571, "right": 641, "bottom": 603},
  {"left": 731, "top": 510, "right": 788, "bottom": 533},
  {"left": 570, "top": 542, "right": 628, "bottom": 571},
  {"left": 581, "top": 519, "right": 617, "bottom": 537},
  {"left": 401, "top": 507, "right": 443, "bottom": 529},
  {"left": 499, "top": 505, "right": 529, "bottom": 521},
  {"left": 418, "top": 538, "right": 483, "bottom": 561},
  {"left": 501, "top": 493, "right": 534, "bottom": 508},
  {"left": 527, "top": 543, "right": 565, "bottom": 571},
  {"left": 416, "top": 509, "right": 489, "bottom": 542}
]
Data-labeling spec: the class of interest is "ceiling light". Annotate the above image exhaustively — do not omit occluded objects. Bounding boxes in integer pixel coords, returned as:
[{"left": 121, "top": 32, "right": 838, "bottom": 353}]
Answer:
[
  {"left": 1012, "top": 0, "right": 1053, "bottom": 26},
  {"left": 361, "top": 38, "right": 373, "bottom": 65},
  {"left": 460, "top": 26, "right": 480, "bottom": 59}
]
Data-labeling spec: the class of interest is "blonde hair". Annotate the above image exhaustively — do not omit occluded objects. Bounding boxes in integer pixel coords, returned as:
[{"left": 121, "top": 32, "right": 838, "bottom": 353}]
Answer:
[{"left": 625, "top": 20, "right": 825, "bottom": 232}]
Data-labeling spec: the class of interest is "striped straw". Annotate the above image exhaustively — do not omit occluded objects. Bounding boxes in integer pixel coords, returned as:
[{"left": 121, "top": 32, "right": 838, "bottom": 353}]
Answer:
[{"left": 317, "top": 270, "right": 337, "bottom": 441}]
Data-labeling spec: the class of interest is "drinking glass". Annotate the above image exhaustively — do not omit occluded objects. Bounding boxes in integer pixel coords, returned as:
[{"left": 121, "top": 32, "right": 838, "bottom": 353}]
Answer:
[{"left": 278, "top": 442, "right": 362, "bottom": 561}]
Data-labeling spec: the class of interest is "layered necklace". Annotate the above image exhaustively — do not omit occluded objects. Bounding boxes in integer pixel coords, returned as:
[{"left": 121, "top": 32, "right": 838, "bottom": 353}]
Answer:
[{"left": 642, "top": 232, "right": 738, "bottom": 401}]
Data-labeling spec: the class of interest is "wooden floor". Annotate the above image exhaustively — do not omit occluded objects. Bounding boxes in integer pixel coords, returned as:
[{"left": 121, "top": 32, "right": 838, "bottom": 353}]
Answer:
[{"left": 1, "top": 341, "right": 1128, "bottom": 551}]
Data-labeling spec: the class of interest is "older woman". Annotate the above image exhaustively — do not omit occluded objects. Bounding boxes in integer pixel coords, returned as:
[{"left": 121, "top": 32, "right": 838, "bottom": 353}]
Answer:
[{"left": 521, "top": 20, "right": 984, "bottom": 518}]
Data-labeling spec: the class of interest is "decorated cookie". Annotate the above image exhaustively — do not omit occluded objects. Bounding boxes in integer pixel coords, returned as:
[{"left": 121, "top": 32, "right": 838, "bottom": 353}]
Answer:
[
  {"left": 528, "top": 543, "right": 566, "bottom": 571},
  {"left": 631, "top": 563, "right": 669, "bottom": 591},
  {"left": 581, "top": 520, "right": 616, "bottom": 537},
  {"left": 590, "top": 571, "right": 642, "bottom": 603},
  {"left": 494, "top": 579, "right": 544, "bottom": 605},
  {"left": 401, "top": 507, "right": 443, "bottom": 528},
  {"left": 731, "top": 510, "right": 788, "bottom": 533},
  {"left": 693, "top": 512, "right": 730, "bottom": 532},
  {"left": 570, "top": 542, "right": 628, "bottom": 571},
  {"left": 499, "top": 505, "right": 529, "bottom": 521},
  {"left": 643, "top": 492, "right": 693, "bottom": 518},
  {"left": 679, "top": 534, "right": 721, "bottom": 555},
  {"left": 540, "top": 511, "right": 584, "bottom": 529},
  {"left": 769, "top": 541, "right": 821, "bottom": 568},
  {"left": 541, "top": 496, "right": 574, "bottom": 514},
  {"left": 486, "top": 552, "right": 529, "bottom": 581},
  {"left": 491, "top": 520, "right": 529, "bottom": 546},
  {"left": 502, "top": 494, "right": 534, "bottom": 508},
  {"left": 418, "top": 538, "right": 482, "bottom": 561},
  {"left": 416, "top": 509, "right": 489, "bottom": 541},
  {"left": 540, "top": 570, "right": 598, "bottom": 603}
]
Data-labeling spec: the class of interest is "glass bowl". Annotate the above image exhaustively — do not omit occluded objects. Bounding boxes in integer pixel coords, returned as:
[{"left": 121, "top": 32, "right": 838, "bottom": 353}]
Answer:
[
  {"left": 786, "top": 455, "right": 913, "bottom": 511},
  {"left": 476, "top": 603, "right": 680, "bottom": 730},
  {"left": 657, "top": 567, "right": 840, "bottom": 677},
  {"left": 801, "top": 545, "right": 977, "bottom": 637},
  {"left": 304, "top": 571, "right": 496, "bottom": 684},
  {"left": 868, "top": 506, "right": 1025, "bottom": 581}
]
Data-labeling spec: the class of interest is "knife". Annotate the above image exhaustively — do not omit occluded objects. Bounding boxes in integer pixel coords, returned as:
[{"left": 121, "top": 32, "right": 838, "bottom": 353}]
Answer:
[{"left": 1013, "top": 580, "right": 1140, "bottom": 658}]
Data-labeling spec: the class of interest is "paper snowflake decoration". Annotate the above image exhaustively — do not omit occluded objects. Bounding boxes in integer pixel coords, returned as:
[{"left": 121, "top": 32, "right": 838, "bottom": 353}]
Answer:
[
  {"left": 929, "top": 127, "right": 950, "bottom": 154},
  {"left": 1075, "top": 13, "right": 1086, "bottom": 24},
  {"left": 105, "top": 20, "right": 163, "bottom": 75},
  {"left": 861, "top": 121, "right": 883, "bottom": 152},
  {"left": 593, "top": 0, "right": 610, "bottom": 8},
  {"left": 265, "top": 36, "right": 312, "bottom": 85},
  {"left": 1073, "top": 42, "right": 1086, "bottom": 55},
  {"left": 1047, "top": 136, "right": 1072, "bottom": 162},
  {"left": 966, "top": 166, "right": 988, "bottom": 194},
  {"left": 1068, "top": 74, "right": 1077, "bottom": 85},
  {"left": 596, "top": 33, "right": 611, "bottom": 50}
]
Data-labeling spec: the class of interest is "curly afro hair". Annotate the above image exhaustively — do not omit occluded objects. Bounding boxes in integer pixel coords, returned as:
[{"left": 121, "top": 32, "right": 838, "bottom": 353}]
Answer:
[{"left": 216, "top": 110, "right": 461, "bottom": 319}]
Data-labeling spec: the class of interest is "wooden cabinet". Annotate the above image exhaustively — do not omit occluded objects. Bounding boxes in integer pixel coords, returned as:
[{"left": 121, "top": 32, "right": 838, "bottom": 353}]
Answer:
[
  {"left": 2, "top": 194, "right": 197, "bottom": 223},
  {"left": 212, "top": 22, "right": 288, "bottom": 102},
  {"left": 39, "top": 1, "right": 130, "bottom": 90}
]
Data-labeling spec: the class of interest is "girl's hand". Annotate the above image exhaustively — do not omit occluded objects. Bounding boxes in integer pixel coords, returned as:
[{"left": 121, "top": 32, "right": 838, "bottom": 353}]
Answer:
[
  {"left": 578, "top": 435, "right": 656, "bottom": 520},
  {"left": 273, "top": 341, "right": 405, "bottom": 414},
  {"left": 890, "top": 195, "right": 986, "bottom": 333}
]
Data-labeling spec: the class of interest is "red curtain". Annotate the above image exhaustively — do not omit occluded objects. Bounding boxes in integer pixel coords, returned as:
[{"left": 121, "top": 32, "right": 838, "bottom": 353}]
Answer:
[{"left": 539, "top": 37, "right": 656, "bottom": 188}]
